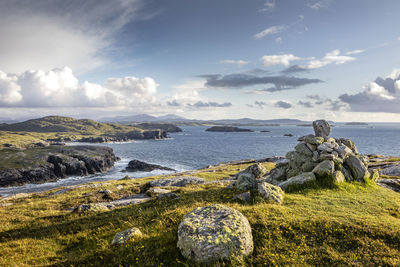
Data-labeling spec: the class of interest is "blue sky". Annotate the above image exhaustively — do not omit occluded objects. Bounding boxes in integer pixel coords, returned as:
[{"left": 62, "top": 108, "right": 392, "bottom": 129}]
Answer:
[{"left": 0, "top": 0, "right": 400, "bottom": 121}]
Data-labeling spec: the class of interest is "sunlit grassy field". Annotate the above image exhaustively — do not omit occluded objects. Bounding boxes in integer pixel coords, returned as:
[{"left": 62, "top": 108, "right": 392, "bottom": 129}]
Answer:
[{"left": 0, "top": 162, "right": 399, "bottom": 266}]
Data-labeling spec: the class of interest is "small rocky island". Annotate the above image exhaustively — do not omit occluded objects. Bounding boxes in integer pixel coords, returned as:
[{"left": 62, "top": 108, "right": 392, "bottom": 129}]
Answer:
[
  {"left": 206, "top": 126, "right": 253, "bottom": 132},
  {"left": 124, "top": 159, "right": 175, "bottom": 172}
]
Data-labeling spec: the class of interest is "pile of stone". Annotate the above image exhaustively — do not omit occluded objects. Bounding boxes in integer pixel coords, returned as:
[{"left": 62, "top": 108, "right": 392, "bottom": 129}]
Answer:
[{"left": 267, "top": 120, "right": 379, "bottom": 189}]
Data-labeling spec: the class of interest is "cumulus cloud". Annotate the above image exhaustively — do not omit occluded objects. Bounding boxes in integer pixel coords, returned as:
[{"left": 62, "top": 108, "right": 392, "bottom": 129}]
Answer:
[
  {"left": 201, "top": 73, "right": 323, "bottom": 93},
  {"left": 283, "top": 49, "right": 356, "bottom": 73},
  {"left": 0, "top": 67, "right": 158, "bottom": 107},
  {"left": 254, "top": 25, "right": 287, "bottom": 39},
  {"left": 0, "top": 0, "right": 150, "bottom": 73},
  {"left": 274, "top": 100, "right": 292, "bottom": 109},
  {"left": 261, "top": 54, "right": 301, "bottom": 67},
  {"left": 339, "top": 70, "right": 400, "bottom": 113},
  {"left": 346, "top": 49, "right": 365, "bottom": 55},
  {"left": 220, "top": 60, "right": 249, "bottom": 65}
]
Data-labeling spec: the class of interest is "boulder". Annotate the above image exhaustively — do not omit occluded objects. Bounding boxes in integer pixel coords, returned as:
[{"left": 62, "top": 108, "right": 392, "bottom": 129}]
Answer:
[
  {"left": 369, "top": 169, "right": 380, "bottom": 182},
  {"left": 125, "top": 160, "right": 175, "bottom": 172},
  {"left": 344, "top": 154, "right": 370, "bottom": 182},
  {"left": 332, "top": 171, "right": 345, "bottom": 183},
  {"left": 304, "top": 135, "right": 325, "bottom": 145},
  {"left": 313, "top": 120, "right": 331, "bottom": 138},
  {"left": 235, "top": 173, "right": 257, "bottom": 190},
  {"left": 339, "top": 138, "right": 358, "bottom": 154},
  {"left": 312, "top": 160, "right": 334, "bottom": 179},
  {"left": 236, "top": 163, "right": 267, "bottom": 179},
  {"left": 278, "top": 172, "right": 316, "bottom": 190},
  {"left": 379, "top": 165, "right": 400, "bottom": 176},
  {"left": 111, "top": 228, "right": 142, "bottom": 245},
  {"left": 295, "top": 143, "right": 313, "bottom": 156},
  {"left": 147, "top": 176, "right": 205, "bottom": 187},
  {"left": 73, "top": 203, "right": 110, "bottom": 213},
  {"left": 257, "top": 182, "right": 284, "bottom": 204},
  {"left": 146, "top": 187, "right": 171, "bottom": 197},
  {"left": 267, "top": 166, "right": 287, "bottom": 183},
  {"left": 177, "top": 204, "right": 253, "bottom": 263}
]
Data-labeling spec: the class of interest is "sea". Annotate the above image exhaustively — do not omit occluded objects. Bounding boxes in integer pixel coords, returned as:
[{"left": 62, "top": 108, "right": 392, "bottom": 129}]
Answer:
[{"left": 1, "top": 123, "right": 400, "bottom": 196}]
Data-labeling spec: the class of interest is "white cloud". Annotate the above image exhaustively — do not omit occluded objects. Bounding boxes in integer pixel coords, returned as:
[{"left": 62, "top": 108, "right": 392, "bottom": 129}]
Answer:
[
  {"left": 346, "top": 49, "right": 365, "bottom": 55},
  {"left": 307, "top": 0, "right": 331, "bottom": 10},
  {"left": 0, "top": 0, "right": 147, "bottom": 73},
  {"left": 259, "top": 0, "right": 276, "bottom": 12},
  {"left": 289, "top": 49, "right": 356, "bottom": 71},
  {"left": 220, "top": 60, "right": 249, "bottom": 65},
  {"left": 0, "top": 67, "right": 158, "bottom": 107},
  {"left": 261, "top": 54, "right": 301, "bottom": 67},
  {"left": 254, "top": 25, "right": 287, "bottom": 39},
  {"left": 275, "top": 37, "right": 282, "bottom": 44}
]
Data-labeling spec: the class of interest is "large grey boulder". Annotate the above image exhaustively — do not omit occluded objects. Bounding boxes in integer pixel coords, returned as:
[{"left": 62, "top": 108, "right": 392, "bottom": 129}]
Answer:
[
  {"left": 235, "top": 172, "right": 257, "bottom": 190},
  {"left": 236, "top": 163, "right": 267, "bottom": 179},
  {"left": 258, "top": 182, "right": 284, "bottom": 204},
  {"left": 278, "top": 172, "right": 316, "bottom": 190},
  {"left": 313, "top": 120, "right": 331, "bottom": 138},
  {"left": 379, "top": 165, "right": 400, "bottom": 177},
  {"left": 111, "top": 227, "right": 142, "bottom": 245},
  {"left": 295, "top": 143, "right": 313, "bottom": 156},
  {"left": 344, "top": 154, "right": 370, "bottom": 182},
  {"left": 312, "top": 160, "right": 334, "bottom": 179},
  {"left": 177, "top": 204, "right": 253, "bottom": 263}
]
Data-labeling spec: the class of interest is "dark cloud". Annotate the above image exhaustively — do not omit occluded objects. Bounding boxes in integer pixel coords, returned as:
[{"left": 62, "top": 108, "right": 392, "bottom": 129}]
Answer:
[
  {"left": 281, "top": 65, "right": 310, "bottom": 74},
  {"left": 166, "top": 100, "right": 181, "bottom": 106},
  {"left": 200, "top": 73, "right": 323, "bottom": 93},
  {"left": 338, "top": 71, "right": 400, "bottom": 113},
  {"left": 187, "top": 101, "right": 232, "bottom": 108},
  {"left": 274, "top": 100, "right": 292, "bottom": 109},
  {"left": 297, "top": 100, "right": 313, "bottom": 108},
  {"left": 254, "top": 101, "right": 267, "bottom": 109}
]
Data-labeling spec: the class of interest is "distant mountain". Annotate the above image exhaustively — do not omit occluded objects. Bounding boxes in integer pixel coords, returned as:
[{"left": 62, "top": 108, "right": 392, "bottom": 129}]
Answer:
[
  {"left": 100, "top": 114, "right": 159, "bottom": 123},
  {"left": 157, "top": 114, "right": 187, "bottom": 121},
  {"left": 209, "top": 118, "right": 305, "bottom": 125}
]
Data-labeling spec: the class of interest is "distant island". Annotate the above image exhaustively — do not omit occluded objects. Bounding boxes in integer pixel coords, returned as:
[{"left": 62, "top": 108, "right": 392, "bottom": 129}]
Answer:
[
  {"left": 345, "top": 122, "right": 368, "bottom": 125},
  {"left": 205, "top": 126, "right": 253, "bottom": 132}
]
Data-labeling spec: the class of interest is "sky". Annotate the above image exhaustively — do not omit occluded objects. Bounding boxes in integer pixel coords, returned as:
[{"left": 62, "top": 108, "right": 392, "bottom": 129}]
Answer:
[{"left": 0, "top": 0, "right": 400, "bottom": 122}]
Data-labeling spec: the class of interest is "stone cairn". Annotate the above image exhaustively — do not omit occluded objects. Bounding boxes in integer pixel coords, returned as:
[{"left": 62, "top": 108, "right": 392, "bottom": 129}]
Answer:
[{"left": 266, "top": 119, "right": 379, "bottom": 189}]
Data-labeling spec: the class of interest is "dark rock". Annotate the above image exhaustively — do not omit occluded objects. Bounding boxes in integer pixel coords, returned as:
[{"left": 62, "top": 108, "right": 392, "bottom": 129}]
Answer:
[
  {"left": 313, "top": 120, "right": 331, "bottom": 138},
  {"left": 206, "top": 126, "right": 253, "bottom": 132},
  {"left": 344, "top": 154, "right": 370, "bottom": 182},
  {"left": 125, "top": 160, "right": 175, "bottom": 172},
  {"left": 147, "top": 176, "right": 205, "bottom": 187}
]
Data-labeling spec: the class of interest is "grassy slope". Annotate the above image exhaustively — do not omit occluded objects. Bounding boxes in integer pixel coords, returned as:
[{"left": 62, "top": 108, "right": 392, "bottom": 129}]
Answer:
[{"left": 0, "top": 162, "right": 399, "bottom": 266}]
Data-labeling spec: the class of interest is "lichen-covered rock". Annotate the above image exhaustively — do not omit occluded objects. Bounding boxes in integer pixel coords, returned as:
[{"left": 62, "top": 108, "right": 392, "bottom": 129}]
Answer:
[
  {"left": 332, "top": 171, "right": 345, "bottom": 183},
  {"left": 235, "top": 172, "right": 257, "bottom": 190},
  {"left": 177, "top": 204, "right": 253, "bottom": 263},
  {"left": 295, "top": 143, "right": 313, "bottom": 156},
  {"left": 111, "top": 227, "right": 142, "bottom": 245},
  {"left": 304, "top": 135, "right": 325, "bottom": 145},
  {"left": 339, "top": 138, "right": 358, "bottom": 154},
  {"left": 236, "top": 163, "right": 267, "bottom": 179},
  {"left": 313, "top": 120, "right": 331, "bottom": 138},
  {"left": 334, "top": 145, "right": 353, "bottom": 158},
  {"left": 258, "top": 182, "right": 284, "bottom": 204},
  {"left": 267, "top": 166, "right": 287, "bottom": 183},
  {"left": 278, "top": 172, "right": 316, "bottom": 190},
  {"left": 146, "top": 187, "right": 171, "bottom": 197},
  {"left": 312, "top": 160, "right": 335, "bottom": 179},
  {"left": 147, "top": 176, "right": 205, "bottom": 187},
  {"left": 379, "top": 165, "right": 400, "bottom": 176},
  {"left": 73, "top": 203, "right": 109, "bottom": 213},
  {"left": 369, "top": 169, "right": 380, "bottom": 182},
  {"left": 344, "top": 154, "right": 370, "bottom": 182}
]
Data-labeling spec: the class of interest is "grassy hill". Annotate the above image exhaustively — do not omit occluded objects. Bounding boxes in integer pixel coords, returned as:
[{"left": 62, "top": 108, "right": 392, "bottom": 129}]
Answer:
[{"left": 0, "top": 161, "right": 399, "bottom": 266}]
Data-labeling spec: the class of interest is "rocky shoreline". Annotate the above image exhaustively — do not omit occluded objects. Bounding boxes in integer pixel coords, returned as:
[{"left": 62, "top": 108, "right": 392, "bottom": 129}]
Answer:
[{"left": 0, "top": 145, "right": 117, "bottom": 187}]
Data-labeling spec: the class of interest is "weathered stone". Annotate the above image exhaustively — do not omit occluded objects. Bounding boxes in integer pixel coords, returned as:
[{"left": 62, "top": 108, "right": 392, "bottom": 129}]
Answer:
[
  {"left": 295, "top": 143, "right": 313, "bottom": 156},
  {"left": 312, "top": 151, "right": 319, "bottom": 161},
  {"left": 369, "top": 169, "right": 379, "bottom": 182},
  {"left": 339, "top": 138, "right": 358, "bottom": 154},
  {"left": 267, "top": 166, "right": 287, "bottom": 182},
  {"left": 146, "top": 187, "right": 171, "bottom": 197},
  {"left": 125, "top": 159, "right": 175, "bottom": 172},
  {"left": 332, "top": 171, "right": 345, "bottom": 183},
  {"left": 258, "top": 182, "right": 284, "bottom": 204},
  {"left": 234, "top": 192, "right": 251, "bottom": 203},
  {"left": 318, "top": 153, "right": 335, "bottom": 161},
  {"left": 334, "top": 145, "right": 353, "bottom": 159},
  {"left": 147, "top": 176, "right": 205, "bottom": 187},
  {"left": 306, "top": 143, "right": 317, "bottom": 151},
  {"left": 304, "top": 135, "right": 325, "bottom": 145},
  {"left": 177, "top": 204, "right": 253, "bottom": 263},
  {"left": 278, "top": 172, "right": 316, "bottom": 190},
  {"left": 312, "top": 160, "right": 335, "bottom": 179},
  {"left": 344, "top": 154, "right": 370, "bottom": 182},
  {"left": 317, "top": 143, "right": 333, "bottom": 153},
  {"left": 73, "top": 203, "right": 110, "bottom": 213},
  {"left": 245, "top": 163, "right": 267, "bottom": 178},
  {"left": 341, "top": 167, "right": 354, "bottom": 181},
  {"left": 380, "top": 165, "right": 400, "bottom": 176},
  {"left": 157, "top": 192, "right": 179, "bottom": 199},
  {"left": 298, "top": 134, "right": 314, "bottom": 142},
  {"left": 357, "top": 155, "right": 369, "bottom": 167},
  {"left": 235, "top": 173, "right": 257, "bottom": 190},
  {"left": 301, "top": 161, "right": 315, "bottom": 172},
  {"left": 313, "top": 120, "right": 331, "bottom": 138},
  {"left": 377, "top": 179, "right": 400, "bottom": 192},
  {"left": 111, "top": 228, "right": 142, "bottom": 245}
]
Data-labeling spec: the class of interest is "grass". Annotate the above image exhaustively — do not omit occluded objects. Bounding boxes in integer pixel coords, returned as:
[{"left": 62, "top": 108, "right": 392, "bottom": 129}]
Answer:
[{"left": 0, "top": 162, "right": 400, "bottom": 266}]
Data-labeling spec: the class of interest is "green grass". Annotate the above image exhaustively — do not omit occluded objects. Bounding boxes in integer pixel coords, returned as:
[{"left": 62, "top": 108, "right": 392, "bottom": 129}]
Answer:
[{"left": 0, "top": 162, "right": 399, "bottom": 266}]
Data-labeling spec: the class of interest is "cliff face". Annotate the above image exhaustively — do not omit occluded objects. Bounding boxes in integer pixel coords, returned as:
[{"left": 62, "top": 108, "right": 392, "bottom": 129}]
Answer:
[{"left": 0, "top": 146, "right": 117, "bottom": 187}]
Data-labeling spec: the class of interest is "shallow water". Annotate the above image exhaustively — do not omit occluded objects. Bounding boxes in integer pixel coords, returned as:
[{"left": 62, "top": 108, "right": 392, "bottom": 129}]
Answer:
[{"left": 1, "top": 124, "right": 400, "bottom": 196}]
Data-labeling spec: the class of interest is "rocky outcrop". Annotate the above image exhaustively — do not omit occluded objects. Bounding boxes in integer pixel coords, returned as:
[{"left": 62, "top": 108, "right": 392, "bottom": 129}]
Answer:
[
  {"left": 234, "top": 163, "right": 267, "bottom": 190},
  {"left": 125, "top": 160, "right": 175, "bottom": 172},
  {"left": 258, "top": 182, "right": 284, "bottom": 204},
  {"left": 146, "top": 176, "right": 205, "bottom": 188},
  {"left": 205, "top": 126, "right": 253, "bottom": 132},
  {"left": 267, "top": 120, "right": 375, "bottom": 190},
  {"left": 177, "top": 204, "right": 253, "bottom": 263},
  {"left": 76, "top": 130, "right": 168, "bottom": 143},
  {"left": 0, "top": 146, "right": 117, "bottom": 187}
]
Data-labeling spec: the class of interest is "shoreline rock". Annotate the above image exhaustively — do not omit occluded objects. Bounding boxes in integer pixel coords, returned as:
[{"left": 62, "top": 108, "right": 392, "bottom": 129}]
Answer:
[
  {"left": 124, "top": 159, "right": 175, "bottom": 172},
  {"left": 205, "top": 126, "right": 253, "bottom": 132}
]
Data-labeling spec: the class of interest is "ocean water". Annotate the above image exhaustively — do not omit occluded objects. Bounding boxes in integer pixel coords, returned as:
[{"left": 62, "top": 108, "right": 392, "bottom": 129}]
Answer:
[{"left": 1, "top": 124, "right": 400, "bottom": 196}]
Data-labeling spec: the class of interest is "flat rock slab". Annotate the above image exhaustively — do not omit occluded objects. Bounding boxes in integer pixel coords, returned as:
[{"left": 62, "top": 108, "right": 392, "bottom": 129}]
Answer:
[
  {"left": 377, "top": 179, "right": 400, "bottom": 193},
  {"left": 380, "top": 165, "right": 400, "bottom": 176},
  {"left": 147, "top": 176, "right": 205, "bottom": 187}
]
